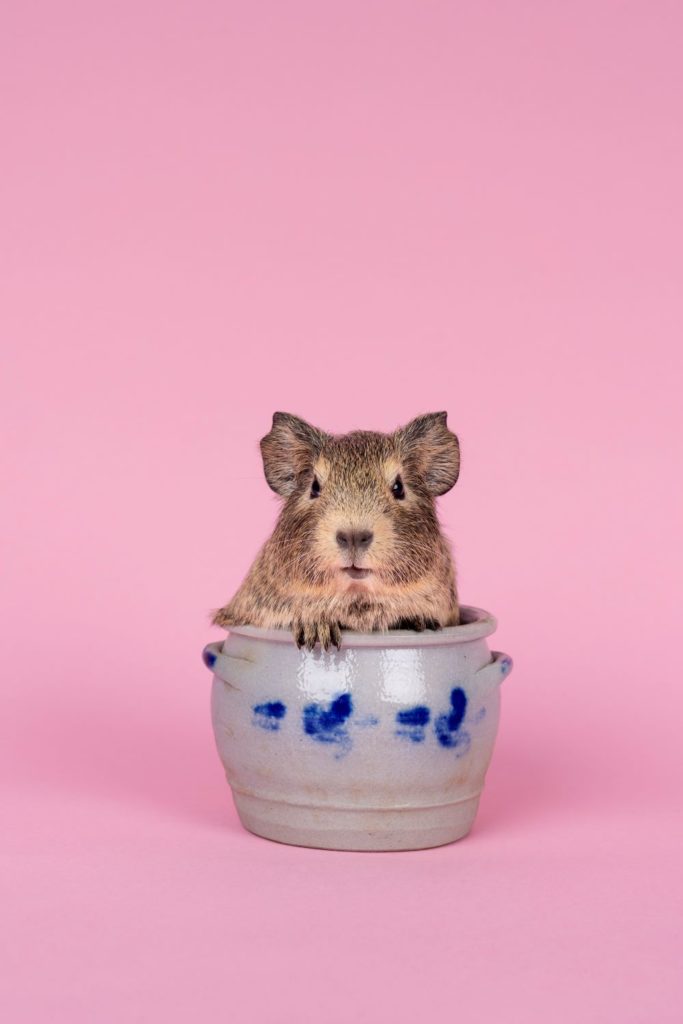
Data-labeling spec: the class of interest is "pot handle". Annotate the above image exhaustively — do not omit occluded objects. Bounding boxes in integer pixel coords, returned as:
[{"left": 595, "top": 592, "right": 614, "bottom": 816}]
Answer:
[
  {"left": 202, "top": 642, "right": 225, "bottom": 675},
  {"left": 475, "top": 650, "right": 513, "bottom": 687},
  {"left": 203, "top": 642, "right": 251, "bottom": 688}
]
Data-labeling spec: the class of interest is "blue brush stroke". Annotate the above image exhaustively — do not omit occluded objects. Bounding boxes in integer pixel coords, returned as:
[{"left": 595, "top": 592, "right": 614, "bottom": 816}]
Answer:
[
  {"left": 253, "top": 700, "right": 287, "bottom": 731},
  {"left": 354, "top": 714, "right": 380, "bottom": 728},
  {"left": 435, "top": 687, "right": 470, "bottom": 755},
  {"left": 396, "top": 706, "right": 431, "bottom": 727},
  {"left": 395, "top": 704, "right": 431, "bottom": 743},
  {"left": 303, "top": 693, "right": 353, "bottom": 756}
]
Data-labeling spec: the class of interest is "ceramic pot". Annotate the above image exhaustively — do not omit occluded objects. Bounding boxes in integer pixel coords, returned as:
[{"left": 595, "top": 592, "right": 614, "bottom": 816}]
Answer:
[{"left": 203, "top": 605, "right": 512, "bottom": 851}]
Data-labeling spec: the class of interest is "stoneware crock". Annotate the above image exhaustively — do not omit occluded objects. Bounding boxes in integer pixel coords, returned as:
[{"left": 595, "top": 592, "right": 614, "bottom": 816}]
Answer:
[{"left": 202, "top": 605, "right": 512, "bottom": 851}]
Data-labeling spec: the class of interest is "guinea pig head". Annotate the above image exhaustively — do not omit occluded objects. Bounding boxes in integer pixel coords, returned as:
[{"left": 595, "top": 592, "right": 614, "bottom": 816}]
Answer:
[{"left": 260, "top": 411, "right": 460, "bottom": 593}]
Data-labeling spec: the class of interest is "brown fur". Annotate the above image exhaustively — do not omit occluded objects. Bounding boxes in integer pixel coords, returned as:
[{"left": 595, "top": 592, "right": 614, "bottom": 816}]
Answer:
[{"left": 212, "top": 412, "right": 461, "bottom": 650}]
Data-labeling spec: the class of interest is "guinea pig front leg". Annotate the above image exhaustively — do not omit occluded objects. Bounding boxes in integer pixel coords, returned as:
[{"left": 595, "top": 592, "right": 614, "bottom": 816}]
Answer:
[{"left": 293, "top": 618, "right": 343, "bottom": 652}]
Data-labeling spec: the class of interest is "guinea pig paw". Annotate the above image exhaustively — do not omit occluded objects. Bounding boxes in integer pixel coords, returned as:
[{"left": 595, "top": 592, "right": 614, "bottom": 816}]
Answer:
[
  {"left": 325, "top": 621, "right": 343, "bottom": 651},
  {"left": 423, "top": 617, "right": 443, "bottom": 631},
  {"left": 293, "top": 620, "right": 308, "bottom": 649},
  {"left": 393, "top": 615, "right": 443, "bottom": 632},
  {"left": 293, "top": 619, "right": 342, "bottom": 652}
]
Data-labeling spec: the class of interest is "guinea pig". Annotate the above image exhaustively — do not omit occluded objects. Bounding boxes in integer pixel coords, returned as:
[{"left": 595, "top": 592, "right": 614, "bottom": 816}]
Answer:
[{"left": 212, "top": 411, "right": 461, "bottom": 650}]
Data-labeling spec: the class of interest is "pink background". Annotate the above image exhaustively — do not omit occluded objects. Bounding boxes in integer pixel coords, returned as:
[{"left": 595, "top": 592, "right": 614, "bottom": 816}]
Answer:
[{"left": 2, "top": 2, "right": 682, "bottom": 1021}]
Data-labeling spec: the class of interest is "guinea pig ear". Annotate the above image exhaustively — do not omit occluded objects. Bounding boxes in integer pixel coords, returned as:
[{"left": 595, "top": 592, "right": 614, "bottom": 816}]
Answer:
[
  {"left": 260, "top": 412, "right": 329, "bottom": 497},
  {"left": 395, "top": 411, "right": 460, "bottom": 495}
]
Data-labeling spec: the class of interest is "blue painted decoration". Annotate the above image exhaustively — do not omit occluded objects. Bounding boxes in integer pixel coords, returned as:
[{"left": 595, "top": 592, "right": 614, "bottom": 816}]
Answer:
[
  {"left": 396, "top": 706, "right": 431, "bottom": 727},
  {"left": 303, "top": 693, "right": 353, "bottom": 756},
  {"left": 395, "top": 705, "right": 431, "bottom": 743},
  {"left": 253, "top": 700, "right": 288, "bottom": 731},
  {"left": 354, "top": 714, "right": 380, "bottom": 728},
  {"left": 434, "top": 687, "right": 470, "bottom": 754},
  {"left": 248, "top": 686, "right": 483, "bottom": 753}
]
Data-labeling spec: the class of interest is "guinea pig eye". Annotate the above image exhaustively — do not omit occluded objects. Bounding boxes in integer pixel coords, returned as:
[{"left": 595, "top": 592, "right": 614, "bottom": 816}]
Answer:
[
  {"left": 310, "top": 476, "right": 321, "bottom": 498},
  {"left": 391, "top": 475, "right": 405, "bottom": 500}
]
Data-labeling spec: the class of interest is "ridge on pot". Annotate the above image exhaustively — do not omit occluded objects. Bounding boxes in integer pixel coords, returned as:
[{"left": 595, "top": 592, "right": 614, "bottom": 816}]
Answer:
[{"left": 203, "top": 605, "right": 512, "bottom": 852}]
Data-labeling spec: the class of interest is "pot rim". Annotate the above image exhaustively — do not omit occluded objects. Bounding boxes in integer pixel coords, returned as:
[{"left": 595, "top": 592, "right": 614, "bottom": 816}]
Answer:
[{"left": 221, "top": 604, "right": 497, "bottom": 647}]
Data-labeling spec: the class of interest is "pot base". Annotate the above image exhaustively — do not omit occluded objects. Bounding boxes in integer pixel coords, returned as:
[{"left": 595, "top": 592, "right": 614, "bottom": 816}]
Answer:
[{"left": 231, "top": 790, "right": 482, "bottom": 852}]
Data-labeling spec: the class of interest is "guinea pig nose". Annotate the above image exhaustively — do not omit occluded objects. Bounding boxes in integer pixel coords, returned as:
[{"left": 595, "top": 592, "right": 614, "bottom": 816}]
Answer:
[
  {"left": 336, "top": 529, "right": 374, "bottom": 551},
  {"left": 355, "top": 530, "right": 374, "bottom": 551}
]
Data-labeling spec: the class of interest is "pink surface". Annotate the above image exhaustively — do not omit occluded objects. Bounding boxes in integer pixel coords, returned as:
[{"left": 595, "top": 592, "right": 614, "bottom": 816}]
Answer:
[{"left": 2, "top": 2, "right": 682, "bottom": 1020}]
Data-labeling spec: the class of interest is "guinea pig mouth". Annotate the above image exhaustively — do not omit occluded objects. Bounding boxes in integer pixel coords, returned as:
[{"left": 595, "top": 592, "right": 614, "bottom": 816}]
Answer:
[{"left": 341, "top": 566, "right": 372, "bottom": 581}]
